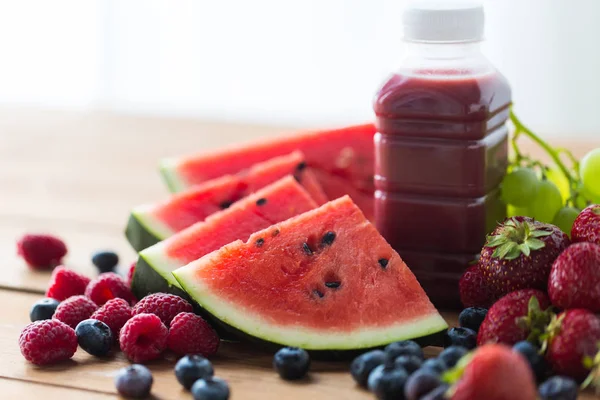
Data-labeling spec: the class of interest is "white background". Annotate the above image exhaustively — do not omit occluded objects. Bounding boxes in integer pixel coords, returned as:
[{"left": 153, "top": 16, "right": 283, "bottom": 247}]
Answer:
[{"left": 0, "top": 0, "right": 598, "bottom": 137}]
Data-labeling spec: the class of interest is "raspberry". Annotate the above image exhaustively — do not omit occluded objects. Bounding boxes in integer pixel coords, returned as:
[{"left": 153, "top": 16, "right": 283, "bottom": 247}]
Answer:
[
  {"left": 119, "top": 313, "right": 168, "bottom": 362},
  {"left": 167, "top": 312, "right": 220, "bottom": 357},
  {"left": 17, "top": 234, "right": 67, "bottom": 270},
  {"left": 53, "top": 295, "right": 98, "bottom": 328},
  {"left": 19, "top": 319, "right": 77, "bottom": 365},
  {"left": 132, "top": 293, "right": 193, "bottom": 327},
  {"left": 85, "top": 272, "right": 135, "bottom": 306},
  {"left": 90, "top": 298, "right": 132, "bottom": 338},
  {"left": 127, "top": 262, "right": 136, "bottom": 287},
  {"left": 46, "top": 266, "right": 91, "bottom": 301}
]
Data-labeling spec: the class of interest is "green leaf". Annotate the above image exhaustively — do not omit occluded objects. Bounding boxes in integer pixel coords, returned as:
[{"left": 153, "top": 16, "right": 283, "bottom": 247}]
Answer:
[
  {"left": 530, "top": 230, "right": 553, "bottom": 238},
  {"left": 519, "top": 243, "right": 531, "bottom": 257},
  {"left": 525, "top": 238, "right": 546, "bottom": 250},
  {"left": 486, "top": 235, "right": 507, "bottom": 248},
  {"left": 493, "top": 242, "right": 518, "bottom": 259}
]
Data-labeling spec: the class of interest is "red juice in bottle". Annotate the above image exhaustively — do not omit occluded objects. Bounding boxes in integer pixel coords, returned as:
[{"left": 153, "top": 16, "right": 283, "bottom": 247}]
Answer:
[{"left": 373, "top": 1, "right": 511, "bottom": 308}]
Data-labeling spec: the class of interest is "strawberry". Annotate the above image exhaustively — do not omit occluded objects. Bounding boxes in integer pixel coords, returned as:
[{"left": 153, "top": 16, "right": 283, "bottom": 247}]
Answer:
[
  {"left": 548, "top": 242, "right": 600, "bottom": 312},
  {"left": 544, "top": 309, "right": 600, "bottom": 382},
  {"left": 477, "top": 289, "right": 551, "bottom": 346},
  {"left": 476, "top": 216, "right": 569, "bottom": 303},
  {"left": 459, "top": 265, "right": 491, "bottom": 308},
  {"left": 571, "top": 204, "right": 600, "bottom": 245},
  {"left": 445, "top": 344, "right": 537, "bottom": 400},
  {"left": 582, "top": 345, "right": 600, "bottom": 394}
]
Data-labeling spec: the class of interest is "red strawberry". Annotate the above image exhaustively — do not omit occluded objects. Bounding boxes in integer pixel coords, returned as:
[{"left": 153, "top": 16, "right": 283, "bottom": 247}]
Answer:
[
  {"left": 477, "top": 216, "right": 569, "bottom": 303},
  {"left": 477, "top": 289, "right": 551, "bottom": 346},
  {"left": 545, "top": 309, "right": 600, "bottom": 382},
  {"left": 459, "top": 264, "right": 491, "bottom": 308},
  {"left": 548, "top": 242, "right": 600, "bottom": 312},
  {"left": 17, "top": 234, "right": 67, "bottom": 270},
  {"left": 572, "top": 204, "right": 600, "bottom": 245},
  {"left": 447, "top": 344, "right": 537, "bottom": 400}
]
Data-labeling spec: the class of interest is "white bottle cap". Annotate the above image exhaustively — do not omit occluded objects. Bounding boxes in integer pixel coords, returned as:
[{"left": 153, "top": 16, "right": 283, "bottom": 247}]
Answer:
[{"left": 403, "top": 0, "right": 484, "bottom": 43}]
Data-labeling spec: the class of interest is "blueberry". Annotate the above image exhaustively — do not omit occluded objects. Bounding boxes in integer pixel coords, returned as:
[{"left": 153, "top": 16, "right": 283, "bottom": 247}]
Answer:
[
  {"left": 273, "top": 347, "right": 310, "bottom": 380},
  {"left": 404, "top": 369, "right": 442, "bottom": 400},
  {"left": 29, "top": 298, "right": 60, "bottom": 322},
  {"left": 175, "top": 355, "right": 214, "bottom": 390},
  {"left": 420, "top": 358, "right": 447, "bottom": 376},
  {"left": 438, "top": 346, "right": 468, "bottom": 368},
  {"left": 385, "top": 340, "right": 424, "bottom": 361},
  {"left": 191, "top": 377, "right": 230, "bottom": 400},
  {"left": 458, "top": 307, "right": 488, "bottom": 333},
  {"left": 394, "top": 355, "right": 422, "bottom": 374},
  {"left": 368, "top": 365, "right": 408, "bottom": 400},
  {"left": 350, "top": 350, "right": 386, "bottom": 387},
  {"left": 513, "top": 341, "right": 547, "bottom": 382},
  {"left": 115, "top": 364, "right": 153, "bottom": 398},
  {"left": 538, "top": 376, "right": 578, "bottom": 400},
  {"left": 75, "top": 319, "right": 113, "bottom": 357},
  {"left": 91, "top": 250, "right": 119, "bottom": 273},
  {"left": 444, "top": 327, "right": 477, "bottom": 349},
  {"left": 420, "top": 384, "right": 450, "bottom": 400}
]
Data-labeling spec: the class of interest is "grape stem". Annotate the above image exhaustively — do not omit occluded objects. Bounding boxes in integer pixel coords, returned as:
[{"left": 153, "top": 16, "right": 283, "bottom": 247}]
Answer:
[{"left": 510, "top": 109, "right": 580, "bottom": 205}]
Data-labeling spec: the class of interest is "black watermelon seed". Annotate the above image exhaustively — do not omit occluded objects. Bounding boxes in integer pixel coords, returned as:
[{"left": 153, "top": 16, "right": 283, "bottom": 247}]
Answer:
[
  {"left": 219, "top": 200, "right": 233, "bottom": 209},
  {"left": 256, "top": 238, "right": 265, "bottom": 247},
  {"left": 256, "top": 198, "right": 267, "bottom": 206},
  {"left": 272, "top": 229, "right": 280, "bottom": 237},
  {"left": 325, "top": 281, "right": 341, "bottom": 289},
  {"left": 313, "top": 289, "right": 324, "bottom": 298},
  {"left": 321, "top": 232, "right": 336, "bottom": 247},
  {"left": 296, "top": 162, "right": 307, "bottom": 171},
  {"left": 302, "top": 243, "right": 313, "bottom": 256},
  {"left": 378, "top": 258, "right": 389, "bottom": 268}
]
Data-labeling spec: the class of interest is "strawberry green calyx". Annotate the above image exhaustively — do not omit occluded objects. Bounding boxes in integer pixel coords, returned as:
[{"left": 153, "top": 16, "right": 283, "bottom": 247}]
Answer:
[
  {"left": 516, "top": 296, "right": 554, "bottom": 348},
  {"left": 539, "top": 312, "right": 565, "bottom": 354},
  {"left": 486, "top": 218, "right": 553, "bottom": 260},
  {"left": 443, "top": 352, "right": 475, "bottom": 398},
  {"left": 582, "top": 344, "right": 600, "bottom": 393}
]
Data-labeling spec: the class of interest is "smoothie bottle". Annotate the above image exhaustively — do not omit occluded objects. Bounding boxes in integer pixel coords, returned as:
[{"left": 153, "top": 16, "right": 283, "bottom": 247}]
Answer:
[{"left": 373, "top": 1, "right": 511, "bottom": 308}]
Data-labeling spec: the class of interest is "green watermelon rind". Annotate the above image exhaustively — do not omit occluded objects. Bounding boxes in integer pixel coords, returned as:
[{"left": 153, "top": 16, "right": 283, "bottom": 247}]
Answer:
[
  {"left": 160, "top": 158, "right": 187, "bottom": 193},
  {"left": 173, "top": 263, "right": 448, "bottom": 351},
  {"left": 136, "top": 242, "right": 185, "bottom": 291},
  {"left": 131, "top": 252, "right": 188, "bottom": 300},
  {"left": 131, "top": 254, "right": 239, "bottom": 341},
  {"left": 125, "top": 208, "right": 174, "bottom": 252}
]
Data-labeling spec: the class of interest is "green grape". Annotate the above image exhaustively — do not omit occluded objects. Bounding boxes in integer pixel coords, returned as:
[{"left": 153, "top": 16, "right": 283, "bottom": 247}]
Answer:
[
  {"left": 507, "top": 204, "right": 531, "bottom": 217},
  {"left": 580, "top": 148, "right": 600, "bottom": 198},
  {"left": 546, "top": 166, "right": 570, "bottom": 202},
  {"left": 501, "top": 168, "right": 540, "bottom": 207},
  {"left": 551, "top": 206, "right": 580, "bottom": 235},
  {"left": 529, "top": 180, "right": 563, "bottom": 223}
]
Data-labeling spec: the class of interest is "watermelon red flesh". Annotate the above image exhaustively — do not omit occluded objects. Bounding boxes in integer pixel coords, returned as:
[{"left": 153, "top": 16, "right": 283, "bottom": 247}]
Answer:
[
  {"left": 150, "top": 151, "right": 326, "bottom": 234},
  {"left": 160, "top": 123, "right": 375, "bottom": 217},
  {"left": 173, "top": 195, "right": 447, "bottom": 350},
  {"left": 138, "top": 176, "right": 318, "bottom": 291}
]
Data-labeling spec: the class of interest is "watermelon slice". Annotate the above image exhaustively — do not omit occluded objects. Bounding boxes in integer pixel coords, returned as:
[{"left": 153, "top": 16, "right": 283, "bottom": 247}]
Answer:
[
  {"left": 160, "top": 123, "right": 375, "bottom": 219},
  {"left": 126, "top": 151, "right": 327, "bottom": 251},
  {"left": 132, "top": 176, "right": 318, "bottom": 300},
  {"left": 173, "top": 196, "right": 447, "bottom": 350}
]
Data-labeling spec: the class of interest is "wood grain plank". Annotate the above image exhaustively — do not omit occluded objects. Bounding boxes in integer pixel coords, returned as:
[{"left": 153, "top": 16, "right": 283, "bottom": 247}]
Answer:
[{"left": 0, "top": 377, "right": 113, "bottom": 399}]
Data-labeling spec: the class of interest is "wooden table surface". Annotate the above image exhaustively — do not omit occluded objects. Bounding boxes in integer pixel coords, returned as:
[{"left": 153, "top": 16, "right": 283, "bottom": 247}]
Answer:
[{"left": 0, "top": 108, "right": 597, "bottom": 399}]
